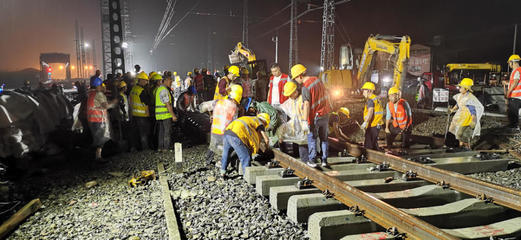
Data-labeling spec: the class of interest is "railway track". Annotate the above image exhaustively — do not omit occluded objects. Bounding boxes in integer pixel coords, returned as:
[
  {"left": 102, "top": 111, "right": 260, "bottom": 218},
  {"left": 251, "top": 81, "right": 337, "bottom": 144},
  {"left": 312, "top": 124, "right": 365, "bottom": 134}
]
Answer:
[{"left": 244, "top": 138, "right": 521, "bottom": 239}]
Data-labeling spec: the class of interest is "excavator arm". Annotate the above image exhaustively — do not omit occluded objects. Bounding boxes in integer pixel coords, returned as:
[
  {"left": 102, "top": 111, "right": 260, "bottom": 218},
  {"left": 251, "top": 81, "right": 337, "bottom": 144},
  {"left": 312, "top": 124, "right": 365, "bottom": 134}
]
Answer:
[
  {"left": 229, "top": 42, "right": 256, "bottom": 64},
  {"left": 357, "top": 35, "right": 411, "bottom": 89}
]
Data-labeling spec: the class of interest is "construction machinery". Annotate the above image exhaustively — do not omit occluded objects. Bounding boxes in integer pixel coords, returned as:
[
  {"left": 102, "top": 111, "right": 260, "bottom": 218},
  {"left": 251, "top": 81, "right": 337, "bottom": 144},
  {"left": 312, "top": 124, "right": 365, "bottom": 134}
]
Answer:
[
  {"left": 228, "top": 42, "right": 269, "bottom": 99},
  {"left": 357, "top": 35, "right": 411, "bottom": 94}
]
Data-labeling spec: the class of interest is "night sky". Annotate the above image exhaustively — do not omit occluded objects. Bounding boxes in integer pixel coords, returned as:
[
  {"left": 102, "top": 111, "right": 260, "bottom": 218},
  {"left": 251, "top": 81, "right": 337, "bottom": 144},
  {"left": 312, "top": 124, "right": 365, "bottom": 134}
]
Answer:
[{"left": 1, "top": 0, "right": 521, "bottom": 76}]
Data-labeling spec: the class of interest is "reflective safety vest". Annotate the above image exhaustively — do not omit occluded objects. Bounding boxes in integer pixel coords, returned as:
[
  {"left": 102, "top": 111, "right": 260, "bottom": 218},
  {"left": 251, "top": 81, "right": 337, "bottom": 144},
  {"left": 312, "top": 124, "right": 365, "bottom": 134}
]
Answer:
[
  {"left": 211, "top": 99, "right": 238, "bottom": 135},
  {"left": 364, "top": 94, "right": 384, "bottom": 127},
  {"left": 303, "top": 76, "right": 331, "bottom": 125},
  {"left": 268, "top": 74, "right": 289, "bottom": 104},
  {"left": 508, "top": 67, "right": 521, "bottom": 99},
  {"left": 155, "top": 85, "right": 173, "bottom": 120},
  {"left": 214, "top": 76, "right": 230, "bottom": 100},
  {"left": 130, "top": 85, "right": 149, "bottom": 117},
  {"left": 87, "top": 91, "right": 106, "bottom": 123},
  {"left": 389, "top": 99, "right": 412, "bottom": 130},
  {"left": 226, "top": 116, "right": 263, "bottom": 154}
]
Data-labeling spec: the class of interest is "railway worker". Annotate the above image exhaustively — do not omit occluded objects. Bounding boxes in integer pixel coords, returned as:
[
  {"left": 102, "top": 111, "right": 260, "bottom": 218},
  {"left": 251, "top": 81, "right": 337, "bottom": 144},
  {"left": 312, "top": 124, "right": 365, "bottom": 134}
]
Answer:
[
  {"left": 267, "top": 63, "right": 290, "bottom": 106},
  {"left": 506, "top": 54, "right": 521, "bottom": 131},
  {"left": 448, "top": 78, "right": 483, "bottom": 150},
  {"left": 291, "top": 64, "right": 331, "bottom": 167},
  {"left": 220, "top": 113, "right": 270, "bottom": 177},
  {"left": 240, "top": 68, "right": 254, "bottom": 99},
  {"left": 278, "top": 81, "right": 312, "bottom": 165},
  {"left": 329, "top": 107, "right": 351, "bottom": 141},
  {"left": 206, "top": 85, "right": 243, "bottom": 167},
  {"left": 214, "top": 65, "right": 240, "bottom": 101},
  {"left": 360, "top": 82, "right": 384, "bottom": 150},
  {"left": 87, "top": 77, "right": 119, "bottom": 162},
  {"left": 118, "top": 81, "right": 130, "bottom": 122},
  {"left": 129, "top": 72, "right": 152, "bottom": 150},
  {"left": 184, "top": 72, "right": 193, "bottom": 92},
  {"left": 155, "top": 74, "right": 178, "bottom": 152},
  {"left": 385, "top": 87, "right": 413, "bottom": 149}
]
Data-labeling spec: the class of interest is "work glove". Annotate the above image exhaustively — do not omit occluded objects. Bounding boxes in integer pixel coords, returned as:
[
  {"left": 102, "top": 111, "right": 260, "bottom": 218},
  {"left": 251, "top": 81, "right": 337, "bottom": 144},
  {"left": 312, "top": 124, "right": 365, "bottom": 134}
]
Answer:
[{"left": 360, "top": 121, "right": 368, "bottom": 130}]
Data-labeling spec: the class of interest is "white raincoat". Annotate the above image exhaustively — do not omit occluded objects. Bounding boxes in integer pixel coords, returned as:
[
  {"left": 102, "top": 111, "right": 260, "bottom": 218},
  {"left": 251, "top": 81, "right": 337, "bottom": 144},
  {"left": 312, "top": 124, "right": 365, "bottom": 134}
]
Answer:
[
  {"left": 278, "top": 95, "right": 309, "bottom": 142},
  {"left": 449, "top": 92, "right": 484, "bottom": 138}
]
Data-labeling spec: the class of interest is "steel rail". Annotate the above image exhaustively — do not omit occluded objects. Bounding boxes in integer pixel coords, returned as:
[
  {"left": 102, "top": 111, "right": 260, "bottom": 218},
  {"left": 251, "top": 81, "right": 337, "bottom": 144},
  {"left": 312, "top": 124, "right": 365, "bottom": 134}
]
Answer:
[
  {"left": 272, "top": 149, "right": 458, "bottom": 240},
  {"left": 329, "top": 137, "right": 521, "bottom": 212}
]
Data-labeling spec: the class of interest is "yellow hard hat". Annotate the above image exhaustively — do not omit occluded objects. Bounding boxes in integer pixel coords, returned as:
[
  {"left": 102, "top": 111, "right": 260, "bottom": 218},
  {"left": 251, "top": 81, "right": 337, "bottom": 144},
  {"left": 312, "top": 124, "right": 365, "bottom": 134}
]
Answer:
[
  {"left": 173, "top": 72, "right": 178, "bottom": 75},
  {"left": 149, "top": 71, "right": 157, "bottom": 78},
  {"left": 283, "top": 81, "right": 297, "bottom": 96},
  {"left": 291, "top": 64, "right": 307, "bottom": 79},
  {"left": 136, "top": 72, "right": 149, "bottom": 80},
  {"left": 119, "top": 81, "right": 127, "bottom": 88},
  {"left": 459, "top": 78, "right": 473, "bottom": 90},
  {"left": 241, "top": 68, "right": 249, "bottom": 75},
  {"left": 361, "top": 82, "right": 376, "bottom": 91},
  {"left": 257, "top": 113, "right": 270, "bottom": 128},
  {"left": 508, "top": 54, "right": 521, "bottom": 62},
  {"left": 228, "top": 65, "right": 240, "bottom": 77},
  {"left": 388, "top": 86, "right": 400, "bottom": 95},
  {"left": 229, "top": 84, "right": 243, "bottom": 103},
  {"left": 338, "top": 107, "right": 350, "bottom": 118},
  {"left": 151, "top": 73, "right": 163, "bottom": 81},
  {"left": 187, "top": 72, "right": 192, "bottom": 76}
]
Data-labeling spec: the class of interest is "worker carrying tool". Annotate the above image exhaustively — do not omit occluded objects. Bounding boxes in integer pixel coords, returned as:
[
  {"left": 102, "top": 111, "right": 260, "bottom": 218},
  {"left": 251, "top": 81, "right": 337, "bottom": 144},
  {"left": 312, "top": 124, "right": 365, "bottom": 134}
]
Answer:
[
  {"left": 87, "top": 78, "right": 119, "bottom": 162},
  {"left": 448, "top": 78, "right": 483, "bottom": 150},
  {"left": 214, "top": 65, "right": 240, "bottom": 100},
  {"left": 506, "top": 54, "right": 521, "bottom": 131},
  {"left": 329, "top": 107, "right": 351, "bottom": 141},
  {"left": 385, "top": 87, "right": 413, "bottom": 149},
  {"left": 129, "top": 72, "right": 152, "bottom": 150},
  {"left": 155, "top": 73, "right": 178, "bottom": 152},
  {"left": 292, "top": 64, "right": 331, "bottom": 167},
  {"left": 360, "top": 82, "right": 384, "bottom": 150},
  {"left": 267, "top": 63, "right": 290, "bottom": 106},
  {"left": 206, "top": 85, "right": 243, "bottom": 166},
  {"left": 220, "top": 113, "right": 270, "bottom": 177}
]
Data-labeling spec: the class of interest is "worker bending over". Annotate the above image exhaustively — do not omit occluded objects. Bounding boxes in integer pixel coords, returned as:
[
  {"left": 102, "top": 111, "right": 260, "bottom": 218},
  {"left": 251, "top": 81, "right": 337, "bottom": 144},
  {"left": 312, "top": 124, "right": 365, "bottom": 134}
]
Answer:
[
  {"left": 292, "top": 64, "right": 331, "bottom": 167},
  {"left": 506, "top": 54, "right": 521, "bottom": 131},
  {"left": 449, "top": 78, "right": 483, "bottom": 150},
  {"left": 385, "top": 87, "right": 413, "bottom": 149},
  {"left": 360, "top": 82, "right": 384, "bottom": 150},
  {"left": 207, "top": 85, "right": 243, "bottom": 166},
  {"left": 329, "top": 107, "right": 351, "bottom": 141},
  {"left": 214, "top": 65, "right": 240, "bottom": 100},
  {"left": 220, "top": 114, "right": 270, "bottom": 177},
  {"left": 155, "top": 74, "right": 178, "bottom": 152}
]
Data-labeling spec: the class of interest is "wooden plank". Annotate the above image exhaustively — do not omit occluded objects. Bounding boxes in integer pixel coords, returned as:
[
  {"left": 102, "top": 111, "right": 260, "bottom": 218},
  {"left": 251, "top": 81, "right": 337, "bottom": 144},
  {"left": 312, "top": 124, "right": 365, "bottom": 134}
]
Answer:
[
  {"left": 174, "top": 143, "right": 183, "bottom": 173},
  {"left": 158, "top": 163, "right": 182, "bottom": 240},
  {"left": 0, "top": 199, "right": 42, "bottom": 239}
]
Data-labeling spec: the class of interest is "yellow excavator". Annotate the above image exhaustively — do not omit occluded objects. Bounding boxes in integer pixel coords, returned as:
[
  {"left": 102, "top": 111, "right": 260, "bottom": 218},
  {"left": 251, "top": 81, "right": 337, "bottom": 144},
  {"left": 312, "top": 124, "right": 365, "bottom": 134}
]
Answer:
[
  {"left": 444, "top": 63, "right": 502, "bottom": 88},
  {"left": 357, "top": 35, "right": 411, "bottom": 92},
  {"left": 228, "top": 42, "right": 257, "bottom": 64}
]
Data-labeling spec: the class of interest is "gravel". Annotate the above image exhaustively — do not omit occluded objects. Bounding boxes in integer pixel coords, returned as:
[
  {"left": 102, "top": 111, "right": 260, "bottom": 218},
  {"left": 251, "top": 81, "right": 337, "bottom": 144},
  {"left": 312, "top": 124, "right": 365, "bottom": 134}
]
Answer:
[
  {"left": 8, "top": 150, "right": 167, "bottom": 240},
  {"left": 470, "top": 168, "right": 521, "bottom": 190},
  {"left": 166, "top": 145, "right": 308, "bottom": 240}
]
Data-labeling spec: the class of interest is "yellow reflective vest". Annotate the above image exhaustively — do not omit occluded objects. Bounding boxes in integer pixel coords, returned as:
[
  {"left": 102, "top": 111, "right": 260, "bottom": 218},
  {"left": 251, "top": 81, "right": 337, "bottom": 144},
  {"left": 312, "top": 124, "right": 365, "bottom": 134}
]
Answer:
[
  {"left": 226, "top": 116, "right": 263, "bottom": 154},
  {"left": 363, "top": 94, "right": 384, "bottom": 127},
  {"left": 155, "top": 86, "right": 173, "bottom": 120},
  {"left": 214, "top": 76, "right": 230, "bottom": 100},
  {"left": 130, "top": 85, "right": 149, "bottom": 117}
]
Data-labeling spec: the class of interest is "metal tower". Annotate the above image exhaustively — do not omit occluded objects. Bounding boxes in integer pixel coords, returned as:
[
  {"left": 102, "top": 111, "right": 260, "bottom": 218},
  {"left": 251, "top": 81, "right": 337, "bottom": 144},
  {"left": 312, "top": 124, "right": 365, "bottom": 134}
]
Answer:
[
  {"left": 242, "top": 0, "right": 248, "bottom": 46},
  {"left": 320, "top": 0, "right": 335, "bottom": 71},
  {"left": 121, "top": 0, "right": 133, "bottom": 71},
  {"left": 100, "top": 0, "right": 126, "bottom": 75},
  {"left": 289, "top": 0, "right": 298, "bottom": 68}
]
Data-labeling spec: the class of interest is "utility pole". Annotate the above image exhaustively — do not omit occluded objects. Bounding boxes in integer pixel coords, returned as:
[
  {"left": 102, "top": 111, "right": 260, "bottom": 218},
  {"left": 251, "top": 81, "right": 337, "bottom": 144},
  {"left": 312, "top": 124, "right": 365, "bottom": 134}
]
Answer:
[
  {"left": 320, "top": 0, "right": 335, "bottom": 71},
  {"left": 289, "top": 0, "right": 298, "bottom": 68},
  {"left": 514, "top": 24, "right": 518, "bottom": 54},
  {"left": 80, "top": 27, "right": 86, "bottom": 78},
  {"left": 242, "top": 0, "right": 249, "bottom": 46},
  {"left": 92, "top": 40, "right": 97, "bottom": 70},
  {"left": 74, "top": 20, "right": 81, "bottom": 78},
  {"left": 272, "top": 35, "right": 279, "bottom": 63}
]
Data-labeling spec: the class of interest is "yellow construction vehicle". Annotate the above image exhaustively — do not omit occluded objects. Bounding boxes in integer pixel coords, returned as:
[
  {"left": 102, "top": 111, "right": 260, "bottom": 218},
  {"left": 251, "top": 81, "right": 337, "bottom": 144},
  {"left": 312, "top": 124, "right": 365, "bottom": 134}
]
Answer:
[
  {"left": 228, "top": 42, "right": 257, "bottom": 65},
  {"left": 444, "top": 63, "right": 502, "bottom": 89},
  {"left": 357, "top": 35, "right": 411, "bottom": 92}
]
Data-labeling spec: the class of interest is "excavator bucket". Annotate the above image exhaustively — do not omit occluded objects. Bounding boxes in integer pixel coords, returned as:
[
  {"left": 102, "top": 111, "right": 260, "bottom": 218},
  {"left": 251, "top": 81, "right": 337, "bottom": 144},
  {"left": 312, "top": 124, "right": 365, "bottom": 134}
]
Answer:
[{"left": 228, "top": 52, "right": 242, "bottom": 64}]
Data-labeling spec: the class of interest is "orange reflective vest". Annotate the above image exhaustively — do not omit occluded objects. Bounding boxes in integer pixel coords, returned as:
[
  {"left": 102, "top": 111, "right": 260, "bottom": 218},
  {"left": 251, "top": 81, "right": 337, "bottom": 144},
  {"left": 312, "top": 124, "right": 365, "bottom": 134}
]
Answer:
[
  {"left": 508, "top": 67, "right": 521, "bottom": 99},
  {"left": 211, "top": 99, "right": 238, "bottom": 135},
  {"left": 389, "top": 99, "right": 412, "bottom": 130},
  {"left": 303, "top": 76, "right": 331, "bottom": 124},
  {"left": 87, "top": 91, "right": 106, "bottom": 123},
  {"left": 268, "top": 74, "right": 289, "bottom": 104}
]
